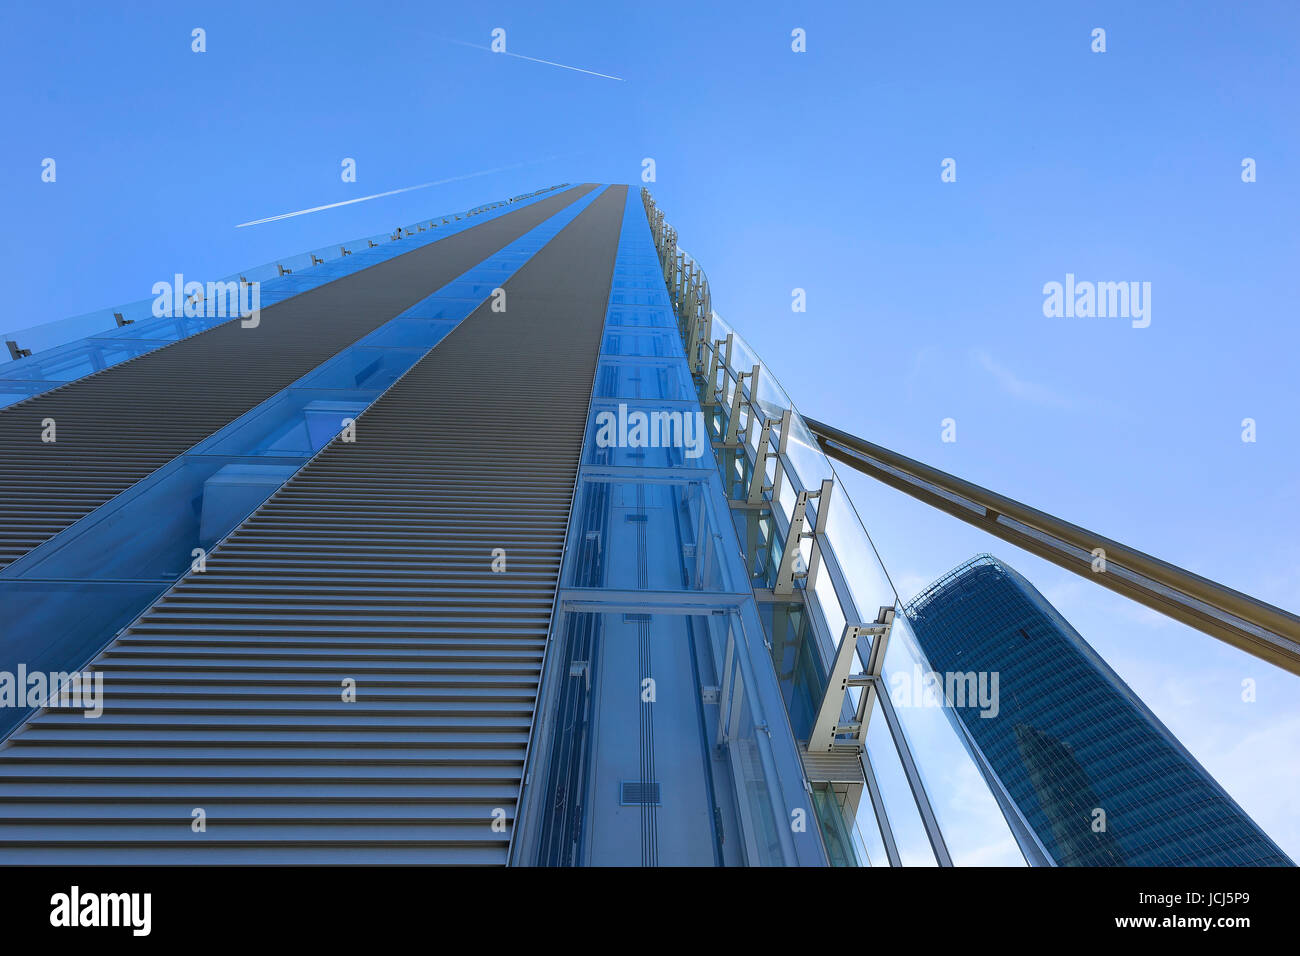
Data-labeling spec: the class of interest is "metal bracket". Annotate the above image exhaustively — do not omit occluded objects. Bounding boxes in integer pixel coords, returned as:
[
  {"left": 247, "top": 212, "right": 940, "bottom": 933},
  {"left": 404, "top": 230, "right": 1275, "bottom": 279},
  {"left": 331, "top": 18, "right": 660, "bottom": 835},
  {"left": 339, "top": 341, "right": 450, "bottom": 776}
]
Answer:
[
  {"left": 773, "top": 488, "right": 815, "bottom": 595},
  {"left": 685, "top": 301, "right": 705, "bottom": 374},
  {"left": 807, "top": 607, "right": 896, "bottom": 753},
  {"left": 773, "top": 478, "right": 832, "bottom": 595},
  {"left": 746, "top": 409, "right": 791, "bottom": 504},
  {"left": 723, "top": 365, "right": 760, "bottom": 446},
  {"left": 694, "top": 310, "right": 712, "bottom": 376},
  {"left": 714, "top": 334, "right": 734, "bottom": 402},
  {"left": 705, "top": 336, "right": 726, "bottom": 397},
  {"left": 568, "top": 660, "right": 591, "bottom": 694}
]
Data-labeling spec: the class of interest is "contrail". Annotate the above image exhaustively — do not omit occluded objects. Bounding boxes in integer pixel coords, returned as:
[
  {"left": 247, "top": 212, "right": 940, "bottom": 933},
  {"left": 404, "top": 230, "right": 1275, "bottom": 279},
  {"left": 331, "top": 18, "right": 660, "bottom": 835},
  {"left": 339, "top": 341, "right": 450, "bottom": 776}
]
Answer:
[
  {"left": 447, "top": 39, "right": 624, "bottom": 81},
  {"left": 235, "top": 157, "right": 566, "bottom": 228}
]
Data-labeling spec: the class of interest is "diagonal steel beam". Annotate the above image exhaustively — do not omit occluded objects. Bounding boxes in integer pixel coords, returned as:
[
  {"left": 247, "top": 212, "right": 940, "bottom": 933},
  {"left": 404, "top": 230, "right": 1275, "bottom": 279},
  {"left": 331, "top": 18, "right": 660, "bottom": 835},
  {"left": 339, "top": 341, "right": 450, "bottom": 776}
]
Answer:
[{"left": 803, "top": 416, "right": 1300, "bottom": 677}]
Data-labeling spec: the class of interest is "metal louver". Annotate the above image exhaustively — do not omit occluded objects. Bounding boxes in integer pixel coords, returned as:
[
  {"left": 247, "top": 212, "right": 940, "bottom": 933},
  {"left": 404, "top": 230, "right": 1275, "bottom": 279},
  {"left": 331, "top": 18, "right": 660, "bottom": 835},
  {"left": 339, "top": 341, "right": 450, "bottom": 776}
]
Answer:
[
  {"left": 0, "top": 185, "right": 628, "bottom": 863},
  {"left": 0, "top": 185, "right": 594, "bottom": 570}
]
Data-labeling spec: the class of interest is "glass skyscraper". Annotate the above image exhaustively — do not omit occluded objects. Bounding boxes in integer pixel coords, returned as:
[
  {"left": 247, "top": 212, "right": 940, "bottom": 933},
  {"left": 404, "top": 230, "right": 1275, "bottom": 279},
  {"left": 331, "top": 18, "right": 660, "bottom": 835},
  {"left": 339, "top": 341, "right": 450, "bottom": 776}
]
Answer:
[
  {"left": 0, "top": 180, "right": 1289, "bottom": 867},
  {"left": 904, "top": 555, "right": 1292, "bottom": 866}
]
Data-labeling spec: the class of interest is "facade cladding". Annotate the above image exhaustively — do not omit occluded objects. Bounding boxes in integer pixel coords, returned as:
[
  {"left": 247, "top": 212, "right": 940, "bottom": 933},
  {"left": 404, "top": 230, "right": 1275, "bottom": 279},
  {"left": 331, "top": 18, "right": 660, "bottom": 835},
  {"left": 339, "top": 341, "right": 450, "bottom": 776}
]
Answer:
[
  {"left": 904, "top": 555, "right": 1293, "bottom": 867},
  {"left": 0, "top": 181, "right": 1287, "bottom": 866},
  {"left": 0, "top": 185, "right": 626, "bottom": 862},
  {"left": 0, "top": 184, "right": 825, "bottom": 866}
]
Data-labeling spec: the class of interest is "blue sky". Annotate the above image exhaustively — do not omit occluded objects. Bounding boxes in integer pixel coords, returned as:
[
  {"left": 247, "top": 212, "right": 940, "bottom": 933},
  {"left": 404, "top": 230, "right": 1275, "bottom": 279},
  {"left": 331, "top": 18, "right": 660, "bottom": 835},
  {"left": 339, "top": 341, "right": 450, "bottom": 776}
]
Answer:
[{"left": 3, "top": 1, "right": 1297, "bottom": 857}]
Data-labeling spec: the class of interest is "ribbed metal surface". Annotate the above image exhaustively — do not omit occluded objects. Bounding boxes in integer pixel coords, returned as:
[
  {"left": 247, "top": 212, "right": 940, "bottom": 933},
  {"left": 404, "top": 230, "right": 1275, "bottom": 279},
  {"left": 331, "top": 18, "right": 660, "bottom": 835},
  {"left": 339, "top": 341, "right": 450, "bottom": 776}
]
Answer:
[
  {"left": 0, "top": 185, "right": 594, "bottom": 571},
  {"left": 0, "top": 184, "right": 627, "bottom": 864},
  {"left": 798, "top": 743, "right": 867, "bottom": 788}
]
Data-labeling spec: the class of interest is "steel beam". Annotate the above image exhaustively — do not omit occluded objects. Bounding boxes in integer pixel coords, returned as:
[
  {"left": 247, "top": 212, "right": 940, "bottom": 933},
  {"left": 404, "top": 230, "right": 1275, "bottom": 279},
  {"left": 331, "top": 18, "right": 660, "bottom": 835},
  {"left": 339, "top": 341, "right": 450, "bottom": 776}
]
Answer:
[{"left": 803, "top": 416, "right": 1300, "bottom": 676}]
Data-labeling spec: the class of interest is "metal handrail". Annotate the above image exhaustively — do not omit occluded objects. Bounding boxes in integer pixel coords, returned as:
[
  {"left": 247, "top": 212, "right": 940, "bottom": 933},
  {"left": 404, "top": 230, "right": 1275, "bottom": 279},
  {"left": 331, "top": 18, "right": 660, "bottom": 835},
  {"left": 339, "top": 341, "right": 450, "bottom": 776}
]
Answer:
[{"left": 803, "top": 416, "right": 1300, "bottom": 676}]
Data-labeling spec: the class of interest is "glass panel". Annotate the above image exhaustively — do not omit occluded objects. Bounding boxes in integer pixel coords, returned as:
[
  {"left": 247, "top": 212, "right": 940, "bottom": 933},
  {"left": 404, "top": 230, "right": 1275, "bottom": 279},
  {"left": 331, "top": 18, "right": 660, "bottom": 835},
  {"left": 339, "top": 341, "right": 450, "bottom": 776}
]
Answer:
[
  {"left": 881, "top": 612, "right": 1027, "bottom": 866},
  {"left": 0, "top": 579, "right": 171, "bottom": 739},
  {"left": 583, "top": 400, "right": 714, "bottom": 470},
  {"left": 525, "top": 188, "right": 825, "bottom": 866},
  {"left": 192, "top": 388, "right": 368, "bottom": 459},
  {"left": 356, "top": 318, "right": 458, "bottom": 350},
  {"left": 2, "top": 337, "right": 174, "bottom": 383},
  {"left": 731, "top": 508, "right": 780, "bottom": 589},
  {"left": 601, "top": 330, "right": 681, "bottom": 357},
  {"left": 813, "top": 786, "right": 860, "bottom": 866},
  {"left": 606, "top": 307, "right": 675, "bottom": 328},
  {"left": 563, "top": 478, "right": 735, "bottom": 593},
  {"left": 0, "top": 187, "right": 570, "bottom": 370},
  {"left": 394, "top": 297, "right": 481, "bottom": 321},
  {"left": 0, "top": 379, "right": 60, "bottom": 409},
  {"left": 758, "top": 601, "right": 822, "bottom": 739},
  {"left": 556, "top": 611, "right": 731, "bottom": 866},
  {"left": 704, "top": 306, "right": 1027, "bottom": 866},
  {"left": 864, "top": 697, "right": 938, "bottom": 866},
  {"left": 12, "top": 455, "right": 299, "bottom": 583},
  {"left": 294, "top": 346, "right": 424, "bottom": 391},
  {"left": 849, "top": 778, "right": 891, "bottom": 867},
  {"left": 592, "top": 359, "right": 695, "bottom": 402},
  {"left": 91, "top": 312, "right": 215, "bottom": 342}
]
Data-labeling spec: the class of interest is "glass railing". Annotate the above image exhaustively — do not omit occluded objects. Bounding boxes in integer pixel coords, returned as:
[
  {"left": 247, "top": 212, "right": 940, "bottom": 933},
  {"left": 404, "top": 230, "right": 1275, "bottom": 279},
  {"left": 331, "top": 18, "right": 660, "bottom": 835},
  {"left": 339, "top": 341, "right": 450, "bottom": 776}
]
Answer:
[
  {"left": 714, "top": 311, "right": 1025, "bottom": 865},
  {"left": 644, "top": 188, "right": 1027, "bottom": 866},
  {"left": 0, "top": 185, "right": 591, "bottom": 742},
  {"left": 0, "top": 184, "right": 572, "bottom": 402}
]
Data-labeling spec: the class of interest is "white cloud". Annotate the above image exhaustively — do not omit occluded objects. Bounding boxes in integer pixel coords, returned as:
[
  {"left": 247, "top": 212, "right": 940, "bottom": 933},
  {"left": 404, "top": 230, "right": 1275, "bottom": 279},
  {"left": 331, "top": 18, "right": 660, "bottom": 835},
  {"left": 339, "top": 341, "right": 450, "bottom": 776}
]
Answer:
[
  {"left": 1210, "top": 715, "right": 1300, "bottom": 857},
  {"left": 972, "top": 349, "right": 1076, "bottom": 409}
]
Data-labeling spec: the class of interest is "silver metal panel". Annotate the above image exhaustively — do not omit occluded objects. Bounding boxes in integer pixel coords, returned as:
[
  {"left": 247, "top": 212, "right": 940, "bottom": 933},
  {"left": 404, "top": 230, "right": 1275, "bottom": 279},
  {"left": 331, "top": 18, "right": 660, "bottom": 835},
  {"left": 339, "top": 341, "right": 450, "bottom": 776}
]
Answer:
[
  {"left": 0, "top": 185, "right": 629, "bottom": 864},
  {"left": 0, "top": 186, "right": 595, "bottom": 571}
]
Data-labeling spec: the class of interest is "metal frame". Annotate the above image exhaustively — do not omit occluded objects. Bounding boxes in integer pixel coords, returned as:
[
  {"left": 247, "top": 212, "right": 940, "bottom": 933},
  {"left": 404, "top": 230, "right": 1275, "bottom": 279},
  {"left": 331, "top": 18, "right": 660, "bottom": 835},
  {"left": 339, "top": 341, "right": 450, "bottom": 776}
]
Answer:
[
  {"left": 637, "top": 185, "right": 1297, "bottom": 867},
  {"left": 807, "top": 609, "right": 895, "bottom": 754},
  {"left": 641, "top": 187, "right": 958, "bottom": 867},
  {"left": 804, "top": 416, "right": 1300, "bottom": 677},
  {"left": 514, "top": 191, "right": 829, "bottom": 867}
]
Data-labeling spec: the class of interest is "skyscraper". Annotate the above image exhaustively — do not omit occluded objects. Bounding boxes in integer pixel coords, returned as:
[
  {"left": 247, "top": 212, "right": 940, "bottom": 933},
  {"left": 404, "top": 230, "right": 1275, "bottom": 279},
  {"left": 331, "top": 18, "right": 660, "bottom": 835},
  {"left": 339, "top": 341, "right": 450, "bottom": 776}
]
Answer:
[
  {"left": 0, "top": 184, "right": 837, "bottom": 865},
  {"left": 904, "top": 555, "right": 1292, "bottom": 866},
  {"left": 0, "top": 182, "right": 1289, "bottom": 867}
]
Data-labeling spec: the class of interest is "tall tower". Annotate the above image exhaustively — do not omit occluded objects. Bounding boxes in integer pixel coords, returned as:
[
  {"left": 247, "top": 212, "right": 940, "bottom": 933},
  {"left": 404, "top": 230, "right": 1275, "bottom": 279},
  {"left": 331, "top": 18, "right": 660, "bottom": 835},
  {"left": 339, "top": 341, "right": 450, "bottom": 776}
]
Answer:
[
  {"left": 0, "top": 185, "right": 832, "bottom": 865},
  {"left": 904, "top": 555, "right": 1292, "bottom": 866},
  {"left": 0, "top": 184, "right": 1289, "bottom": 867}
]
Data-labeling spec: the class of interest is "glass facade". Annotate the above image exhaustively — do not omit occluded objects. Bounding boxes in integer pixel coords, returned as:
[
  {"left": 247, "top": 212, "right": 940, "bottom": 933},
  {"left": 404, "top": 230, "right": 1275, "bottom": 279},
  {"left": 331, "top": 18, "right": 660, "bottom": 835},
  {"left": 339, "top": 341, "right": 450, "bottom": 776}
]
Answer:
[
  {"left": 0, "top": 186, "right": 602, "bottom": 740},
  {"left": 904, "top": 555, "right": 1293, "bottom": 866},
  {"left": 0, "top": 185, "right": 571, "bottom": 406},
  {"left": 562, "top": 190, "right": 1032, "bottom": 866},
  {"left": 516, "top": 189, "right": 824, "bottom": 866},
  {"left": 3, "top": 178, "right": 1284, "bottom": 867}
]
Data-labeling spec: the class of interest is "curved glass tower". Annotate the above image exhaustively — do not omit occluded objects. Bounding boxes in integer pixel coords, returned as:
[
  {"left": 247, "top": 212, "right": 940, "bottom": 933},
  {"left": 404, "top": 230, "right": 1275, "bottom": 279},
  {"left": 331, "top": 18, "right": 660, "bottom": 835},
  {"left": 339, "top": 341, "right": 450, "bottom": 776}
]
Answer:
[{"left": 904, "top": 555, "right": 1293, "bottom": 866}]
